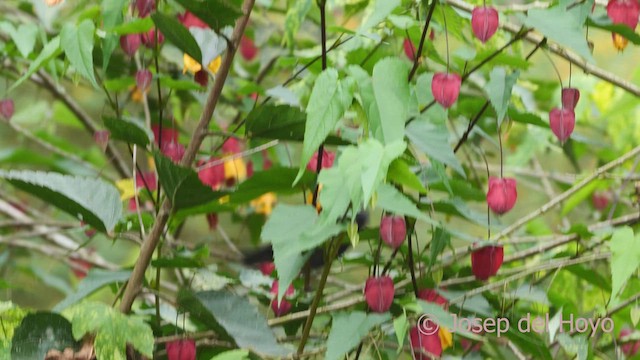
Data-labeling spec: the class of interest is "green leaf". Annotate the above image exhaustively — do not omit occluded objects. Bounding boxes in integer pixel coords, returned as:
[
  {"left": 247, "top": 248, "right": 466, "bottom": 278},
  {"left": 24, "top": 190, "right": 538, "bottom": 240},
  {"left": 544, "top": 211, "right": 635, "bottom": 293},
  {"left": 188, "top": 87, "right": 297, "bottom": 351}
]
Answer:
[
  {"left": 429, "top": 227, "right": 450, "bottom": 266},
  {"left": 406, "top": 114, "right": 465, "bottom": 177},
  {"left": 12, "top": 24, "right": 39, "bottom": 58},
  {"left": 184, "top": 290, "right": 290, "bottom": 357},
  {"left": 520, "top": 7, "right": 595, "bottom": 63},
  {"left": 61, "top": 20, "right": 98, "bottom": 88},
  {"left": 508, "top": 108, "right": 547, "bottom": 127},
  {"left": 65, "top": 302, "right": 153, "bottom": 358},
  {"left": 103, "top": 77, "right": 135, "bottom": 92},
  {"left": 376, "top": 183, "right": 431, "bottom": 224},
  {"left": 557, "top": 334, "right": 588, "bottom": 360},
  {"left": 326, "top": 311, "right": 390, "bottom": 360},
  {"left": 158, "top": 76, "right": 205, "bottom": 91},
  {"left": 358, "top": 0, "right": 400, "bottom": 34},
  {"left": 173, "top": 0, "right": 242, "bottom": 32},
  {"left": 0, "top": 303, "right": 29, "bottom": 360},
  {"left": 587, "top": 16, "right": 640, "bottom": 45},
  {"left": 9, "top": 36, "right": 62, "bottom": 92},
  {"left": 261, "top": 204, "right": 340, "bottom": 298},
  {"left": 609, "top": 227, "right": 640, "bottom": 300},
  {"left": 53, "top": 269, "right": 132, "bottom": 312},
  {"left": 387, "top": 158, "right": 427, "bottom": 193},
  {"left": 108, "top": 17, "right": 153, "bottom": 35},
  {"left": 154, "top": 153, "right": 227, "bottom": 211},
  {"left": 486, "top": 67, "right": 519, "bottom": 127},
  {"left": 246, "top": 104, "right": 306, "bottom": 141},
  {"left": 371, "top": 58, "right": 410, "bottom": 144},
  {"left": 103, "top": 117, "right": 152, "bottom": 147},
  {"left": 101, "top": 0, "right": 126, "bottom": 71},
  {"left": 229, "top": 167, "right": 315, "bottom": 203},
  {"left": 561, "top": 180, "right": 602, "bottom": 216},
  {"left": 295, "top": 68, "right": 353, "bottom": 184},
  {"left": 393, "top": 312, "right": 409, "bottom": 353},
  {"left": 0, "top": 170, "right": 122, "bottom": 232},
  {"left": 151, "top": 12, "right": 202, "bottom": 64},
  {"left": 11, "top": 312, "right": 77, "bottom": 360},
  {"left": 284, "top": 0, "right": 312, "bottom": 48}
]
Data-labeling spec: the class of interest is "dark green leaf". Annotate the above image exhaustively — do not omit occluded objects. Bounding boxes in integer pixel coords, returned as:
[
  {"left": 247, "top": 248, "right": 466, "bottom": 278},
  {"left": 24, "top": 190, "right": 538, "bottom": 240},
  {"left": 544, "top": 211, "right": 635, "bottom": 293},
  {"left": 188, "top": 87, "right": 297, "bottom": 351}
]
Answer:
[
  {"left": 387, "top": 158, "right": 427, "bottom": 193},
  {"left": 154, "top": 153, "right": 226, "bottom": 211},
  {"left": 229, "top": 167, "right": 315, "bottom": 203},
  {"left": 103, "top": 117, "right": 152, "bottom": 147},
  {"left": 587, "top": 16, "right": 640, "bottom": 45},
  {"left": 0, "top": 171, "right": 122, "bottom": 232},
  {"left": 11, "top": 312, "right": 77, "bottom": 360},
  {"left": 173, "top": 0, "right": 243, "bottom": 32},
  {"left": 183, "top": 290, "right": 290, "bottom": 357},
  {"left": 151, "top": 12, "right": 202, "bottom": 64}
]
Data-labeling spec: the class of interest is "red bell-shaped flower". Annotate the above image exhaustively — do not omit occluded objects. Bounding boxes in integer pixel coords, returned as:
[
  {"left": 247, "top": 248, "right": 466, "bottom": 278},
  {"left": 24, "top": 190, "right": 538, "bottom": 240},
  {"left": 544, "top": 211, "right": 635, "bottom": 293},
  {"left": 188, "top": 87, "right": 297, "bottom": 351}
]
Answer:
[
  {"left": 178, "top": 11, "right": 208, "bottom": 29},
  {"left": 151, "top": 125, "right": 179, "bottom": 146},
  {"left": 136, "top": 171, "right": 157, "bottom": 192},
  {"left": 592, "top": 192, "right": 610, "bottom": 211},
  {"left": 410, "top": 325, "right": 443, "bottom": 359},
  {"left": 418, "top": 288, "right": 448, "bottom": 308},
  {"left": 134, "top": 0, "right": 155, "bottom": 17},
  {"left": 549, "top": 107, "right": 575, "bottom": 144},
  {"left": 431, "top": 72, "right": 461, "bottom": 109},
  {"left": 403, "top": 38, "right": 416, "bottom": 60},
  {"left": 271, "top": 298, "right": 292, "bottom": 316},
  {"left": 119, "top": 34, "right": 141, "bottom": 57},
  {"left": 222, "top": 138, "right": 243, "bottom": 154},
  {"left": 364, "top": 276, "right": 394, "bottom": 313},
  {"left": 607, "top": 0, "right": 639, "bottom": 50},
  {"left": 0, "top": 98, "right": 15, "bottom": 120},
  {"left": 471, "top": 244, "right": 504, "bottom": 280},
  {"left": 379, "top": 215, "right": 406, "bottom": 249},
  {"left": 259, "top": 262, "right": 276, "bottom": 276},
  {"left": 486, "top": 177, "right": 517, "bottom": 215},
  {"left": 307, "top": 149, "right": 336, "bottom": 172},
  {"left": 162, "top": 142, "right": 185, "bottom": 163},
  {"left": 141, "top": 28, "right": 164, "bottom": 48},
  {"left": 240, "top": 36, "right": 258, "bottom": 61},
  {"left": 471, "top": 6, "right": 499, "bottom": 43},
  {"left": 166, "top": 339, "right": 196, "bottom": 360},
  {"left": 198, "top": 158, "right": 225, "bottom": 189},
  {"left": 561, "top": 88, "right": 580, "bottom": 110},
  {"left": 136, "top": 69, "right": 153, "bottom": 92},
  {"left": 620, "top": 328, "right": 640, "bottom": 357}
]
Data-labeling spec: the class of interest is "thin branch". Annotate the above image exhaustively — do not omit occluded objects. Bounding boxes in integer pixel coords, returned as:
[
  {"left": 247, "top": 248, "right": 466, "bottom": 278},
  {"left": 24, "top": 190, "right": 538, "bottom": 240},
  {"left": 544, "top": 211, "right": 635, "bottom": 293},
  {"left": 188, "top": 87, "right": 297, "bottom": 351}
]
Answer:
[{"left": 408, "top": 0, "right": 438, "bottom": 81}]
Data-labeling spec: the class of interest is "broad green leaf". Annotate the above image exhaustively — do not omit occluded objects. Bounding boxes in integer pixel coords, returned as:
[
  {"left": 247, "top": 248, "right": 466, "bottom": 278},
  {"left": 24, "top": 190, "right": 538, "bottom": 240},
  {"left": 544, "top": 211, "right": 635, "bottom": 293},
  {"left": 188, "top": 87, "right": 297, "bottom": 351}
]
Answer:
[
  {"left": 158, "top": 76, "right": 205, "bottom": 91},
  {"left": 9, "top": 36, "right": 62, "bottom": 92},
  {"left": 508, "top": 108, "right": 547, "bottom": 127},
  {"left": 326, "top": 311, "right": 390, "bottom": 360},
  {"left": 372, "top": 58, "right": 410, "bottom": 144},
  {"left": 61, "top": 20, "right": 98, "bottom": 88},
  {"left": 151, "top": 12, "right": 202, "bottom": 64},
  {"left": 229, "top": 167, "right": 315, "bottom": 203},
  {"left": 154, "top": 153, "right": 227, "bottom": 211},
  {"left": 361, "top": 140, "right": 406, "bottom": 206},
  {"left": 387, "top": 158, "right": 427, "bottom": 193},
  {"left": 406, "top": 115, "right": 465, "bottom": 177},
  {"left": 174, "top": 0, "right": 242, "bottom": 32},
  {"left": 376, "top": 183, "right": 432, "bottom": 224},
  {"left": 11, "top": 312, "right": 77, "bottom": 360},
  {"left": 487, "top": 67, "right": 519, "bottom": 127},
  {"left": 246, "top": 104, "right": 306, "bottom": 141},
  {"left": 609, "top": 227, "right": 640, "bottom": 300},
  {"left": 561, "top": 180, "right": 602, "bottom": 216},
  {"left": 358, "top": 0, "right": 400, "bottom": 34},
  {"left": 393, "top": 312, "right": 408, "bottom": 353},
  {"left": 103, "top": 77, "right": 135, "bottom": 92},
  {"left": 186, "top": 290, "right": 290, "bottom": 357},
  {"left": 429, "top": 227, "right": 450, "bottom": 266},
  {"left": 520, "top": 7, "right": 595, "bottom": 63},
  {"left": 557, "top": 334, "right": 588, "bottom": 360},
  {"left": 0, "top": 170, "right": 122, "bottom": 232},
  {"left": 295, "top": 68, "right": 353, "bottom": 184},
  {"left": 12, "top": 24, "right": 39, "bottom": 58},
  {"left": 284, "top": 0, "right": 312, "bottom": 48},
  {"left": 101, "top": 0, "right": 126, "bottom": 70},
  {"left": 53, "top": 269, "right": 132, "bottom": 312},
  {"left": 346, "top": 65, "right": 379, "bottom": 137},
  {"left": 261, "top": 204, "right": 340, "bottom": 299},
  {"left": 103, "top": 117, "right": 152, "bottom": 147},
  {"left": 65, "top": 302, "right": 153, "bottom": 359}
]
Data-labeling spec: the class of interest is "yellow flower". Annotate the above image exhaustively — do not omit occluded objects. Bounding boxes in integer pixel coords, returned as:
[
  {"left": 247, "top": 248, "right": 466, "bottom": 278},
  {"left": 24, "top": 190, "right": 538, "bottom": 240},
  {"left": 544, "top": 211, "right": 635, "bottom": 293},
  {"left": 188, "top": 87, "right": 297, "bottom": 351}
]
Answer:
[
  {"left": 612, "top": 34, "right": 629, "bottom": 51},
  {"left": 183, "top": 54, "right": 202, "bottom": 75},
  {"left": 251, "top": 192, "right": 277, "bottom": 215},
  {"left": 208, "top": 56, "right": 222, "bottom": 74},
  {"left": 224, "top": 157, "right": 247, "bottom": 182},
  {"left": 306, "top": 185, "right": 323, "bottom": 213},
  {"left": 131, "top": 86, "right": 149, "bottom": 103},
  {"left": 438, "top": 328, "right": 453, "bottom": 350},
  {"left": 219, "top": 195, "right": 230, "bottom": 204},
  {"left": 116, "top": 178, "right": 136, "bottom": 201}
]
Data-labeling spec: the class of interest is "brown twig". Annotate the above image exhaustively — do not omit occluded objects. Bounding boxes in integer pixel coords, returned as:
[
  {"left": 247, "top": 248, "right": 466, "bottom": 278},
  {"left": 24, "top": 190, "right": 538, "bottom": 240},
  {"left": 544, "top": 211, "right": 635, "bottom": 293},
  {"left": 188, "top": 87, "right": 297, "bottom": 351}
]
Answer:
[{"left": 118, "top": 0, "right": 256, "bottom": 314}]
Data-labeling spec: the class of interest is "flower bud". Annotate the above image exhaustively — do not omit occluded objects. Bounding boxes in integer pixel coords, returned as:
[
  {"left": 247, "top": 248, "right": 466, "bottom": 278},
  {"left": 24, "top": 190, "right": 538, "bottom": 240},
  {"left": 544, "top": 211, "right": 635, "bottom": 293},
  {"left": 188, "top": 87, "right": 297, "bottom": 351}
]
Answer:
[
  {"left": 119, "top": 34, "right": 141, "bottom": 57},
  {"left": 136, "top": 69, "right": 153, "bottom": 92},
  {"left": 364, "top": 276, "right": 394, "bottom": 313},
  {"left": 379, "top": 215, "right": 406, "bottom": 249},
  {"left": 549, "top": 107, "right": 575, "bottom": 144},
  {"left": 0, "top": 99, "right": 15, "bottom": 120},
  {"left": 561, "top": 87, "right": 580, "bottom": 110},
  {"left": 471, "top": 6, "right": 499, "bottom": 43}
]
